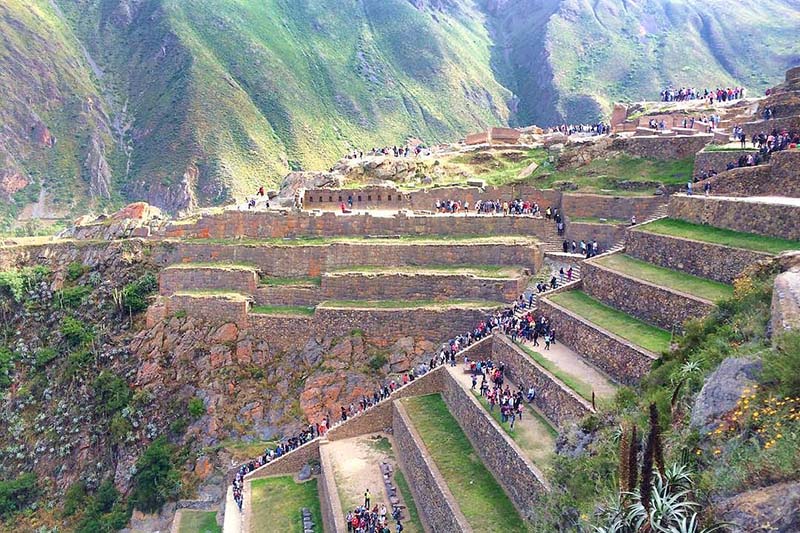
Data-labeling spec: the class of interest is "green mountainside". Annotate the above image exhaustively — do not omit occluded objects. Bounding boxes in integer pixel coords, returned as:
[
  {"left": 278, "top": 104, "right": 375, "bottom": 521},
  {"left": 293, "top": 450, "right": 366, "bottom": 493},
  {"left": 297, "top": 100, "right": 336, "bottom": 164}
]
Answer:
[{"left": 0, "top": 0, "right": 798, "bottom": 222}]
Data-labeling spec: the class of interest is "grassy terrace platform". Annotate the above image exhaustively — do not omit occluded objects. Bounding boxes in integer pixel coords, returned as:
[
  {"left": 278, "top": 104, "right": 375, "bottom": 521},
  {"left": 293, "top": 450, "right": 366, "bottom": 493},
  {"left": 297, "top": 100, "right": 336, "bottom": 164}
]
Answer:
[
  {"left": 250, "top": 305, "right": 316, "bottom": 316},
  {"left": 163, "top": 261, "right": 258, "bottom": 271},
  {"left": 548, "top": 291, "right": 671, "bottom": 354},
  {"left": 638, "top": 218, "right": 800, "bottom": 254},
  {"left": 318, "top": 299, "right": 504, "bottom": 310},
  {"left": 594, "top": 254, "right": 733, "bottom": 301},
  {"left": 175, "top": 234, "right": 539, "bottom": 247},
  {"left": 250, "top": 476, "right": 322, "bottom": 533},
  {"left": 328, "top": 264, "right": 524, "bottom": 278},
  {"left": 173, "top": 290, "right": 249, "bottom": 300},
  {"left": 403, "top": 394, "right": 530, "bottom": 533},
  {"left": 178, "top": 510, "right": 220, "bottom": 533},
  {"left": 515, "top": 342, "right": 595, "bottom": 403}
]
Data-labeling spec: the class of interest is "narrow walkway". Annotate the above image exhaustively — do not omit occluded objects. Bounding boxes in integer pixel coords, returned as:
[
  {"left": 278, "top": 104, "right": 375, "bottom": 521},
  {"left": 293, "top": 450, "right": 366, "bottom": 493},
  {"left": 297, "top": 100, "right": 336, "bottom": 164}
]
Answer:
[
  {"left": 445, "top": 365, "right": 556, "bottom": 471},
  {"left": 517, "top": 339, "right": 617, "bottom": 400},
  {"left": 223, "top": 486, "right": 243, "bottom": 533}
]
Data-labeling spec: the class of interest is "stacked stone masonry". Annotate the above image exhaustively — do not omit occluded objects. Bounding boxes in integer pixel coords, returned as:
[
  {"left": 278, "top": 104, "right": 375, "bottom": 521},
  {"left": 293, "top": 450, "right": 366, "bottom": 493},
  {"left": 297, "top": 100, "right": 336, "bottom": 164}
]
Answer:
[
  {"left": 440, "top": 369, "right": 548, "bottom": 518},
  {"left": 535, "top": 298, "right": 657, "bottom": 386},
  {"left": 164, "top": 295, "right": 249, "bottom": 328},
  {"left": 561, "top": 194, "right": 666, "bottom": 221},
  {"left": 159, "top": 266, "right": 258, "bottom": 296},
  {"left": 581, "top": 260, "right": 716, "bottom": 330},
  {"left": 626, "top": 227, "right": 772, "bottom": 284},
  {"left": 155, "top": 241, "right": 543, "bottom": 278},
  {"left": 254, "top": 286, "right": 321, "bottom": 306},
  {"left": 392, "top": 401, "right": 472, "bottom": 533},
  {"left": 693, "top": 149, "right": 758, "bottom": 177},
  {"left": 669, "top": 194, "right": 800, "bottom": 241},
  {"left": 611, "top": 135, "right": 713, "bottom": 160},
  {"left": 318, "top": 442, "right": 348, "bottom": 533},
  {"left": 490, "top": 335, "right": 594, "bottom": 427}
]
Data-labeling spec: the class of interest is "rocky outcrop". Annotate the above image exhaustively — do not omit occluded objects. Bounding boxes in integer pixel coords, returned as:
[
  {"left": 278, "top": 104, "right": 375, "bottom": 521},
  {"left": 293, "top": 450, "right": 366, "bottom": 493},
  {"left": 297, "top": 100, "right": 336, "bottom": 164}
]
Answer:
[
  {"left": 715, "top": 481, "right": 800, "bottom": 533},
  {"left": 690, "top": 357, "right": 762, "bottom": 433},
  {"left": 61, "top": 202, "right": 166, "bottom": 240},
  {"left": 771, "top": 267, "right": 800, "bottom": 338}
]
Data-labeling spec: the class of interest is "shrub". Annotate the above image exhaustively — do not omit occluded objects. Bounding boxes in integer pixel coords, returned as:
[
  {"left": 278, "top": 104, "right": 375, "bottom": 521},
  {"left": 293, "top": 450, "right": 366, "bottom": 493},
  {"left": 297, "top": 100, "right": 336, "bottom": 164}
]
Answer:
[
  {"left": 129, "top": 437, "right": 180, "bottom": 513},
  {"left": 66, "top": 262, "right": 87, "bottom": 282},
  {"left": 761, "top": 332, "right": 800, "bottom": 397},
  {"left": 0, "top": 473, "right": 38, "bottom": 520},
  {"left": 34, "top": 347, "right": 58, "bottom": 368},
  {"left": 60, "top": 316, "right": 94, "bottom": 346},
  {"left": 65, "top": 350, "right": 94, "bottom": 380},
  {"left": 0, "top": 266, "right": 50, "bottom": 302},
  {"left": 367, "top": 354, "right": 388, "bottom": 372},
  {"left": 110, "top": 414, "right": 133, "bottom": 443},
  {"left": 188, "top": 397, "right": 206, "bottom": 419},
  {"left": 0, "top": 347, "right": 16, "bottom": 390},
  {"left": 58, "top": 285, "right": 91, "bottom": 308},
  {"left": 93, "top": 371, "right": 131, "bottom": 417},
  {"left": 63, "top": 481, "right": 86, "bottom": 517},
  {"left": 121, "top": 273, "right": 157, "bottom": 314}
]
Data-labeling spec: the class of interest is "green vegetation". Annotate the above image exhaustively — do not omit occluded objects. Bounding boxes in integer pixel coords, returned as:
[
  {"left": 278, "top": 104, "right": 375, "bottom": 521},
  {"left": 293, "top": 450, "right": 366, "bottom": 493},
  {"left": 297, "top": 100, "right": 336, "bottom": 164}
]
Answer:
[
  {"left": 58, "top": 285, "right": 91, "bottom": 308},
  {"left": 129, "top": 437, "right": 180, "bottom": 514},
  {"left": 515, "top": 342, "right": 596, "bottom": 403},
  {"left": 0, "top": 266, "right": 50, "bottom": 302},
  {"left": 260, "top": 276, "right": 321, "bottom": 287},
  {"left": 639, "top": 218, "right": 800, "bottom": 254},
  {"left": 250, "top": 305, "right": 316, "bottom": 316},
  {"left": 121, "top": 273, "right": 158, "bottom": 314},
  {"left": 188, "top": 397, "right": 206, "bottom": 419},
  {"left": 595, "top": 254, "right": 734, "bottom": 301},
  {"left": 367, "top": 354, "right": 388, "bottom": 372},
  {"left": 250, "top": 476, "right": 322, "bottom": 533},
  {"left": 403, "top": 394, "right": 529, "bottom": 532},
  {"left": 0, "top": 473, "right": 37, "bottom": 520},
  {"left": 0, "top": 347, "right": 15, "bottom": 390},
  {"left": 528, "top": 154, "right": 694, "bottom": 195},
  {"left": 548, "top": 290, "right": 671, "bottom": 353},
  {"left": 33, "top": 347, "right": 57, "bottom": 368},
  {"left": 93, "top": 371, "right": 131, "bottom": 417},
  {"left": 320, "top": 299, "right": 503, "bottom": 310},
  {"left": 178, "top": 510, "right": 221, "bottom": 533},
  {"left": 60, "top": 316, "right": 95, "bottom": 346},
  {"left": 66, "top": 262, "right": 88, "bottom": 281},
  {"left": 393, "top": 470, "right": 424, "bottom": 533},
  {"left": 69, "top": 479, "right": 131, "bottom": 533}
]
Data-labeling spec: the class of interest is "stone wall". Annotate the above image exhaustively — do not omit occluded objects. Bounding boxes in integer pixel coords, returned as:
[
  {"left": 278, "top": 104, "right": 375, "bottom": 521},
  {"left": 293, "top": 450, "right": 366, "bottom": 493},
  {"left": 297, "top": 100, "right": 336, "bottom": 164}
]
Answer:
[
  {"left": 246, "top": 440, "right": 321, "bottom": 479},
  {"left": 155, "top": 241, "right": 543, "bottom": 278},
  {"left": 626, "top": 227, "right": 772, "bottom": 284},
  {"left": 535, "top": 298, "right": 658, "bottom": 386},
  {"left": 741, "top": 116, "right": 800, "bottom": 137},
  {"left": 612, "top": 134, "right": 712, "bottom": 160},
  {"left": 693, "top": 149, "right": 757, "bottom": 176},
  {"left": 159, "top": 266, "right": 258, "bottom": 296},
  {"left": 248, "top": 314, "right": 316, "bottom": 353},
  {"left": 561, "top": 194, "right": 666, "bottom": 221},
  {"left": 392, "top": 401, "right": 472, "bottom": 533},
  {"left": 581, "top": 260, "right": 716, "bottom": 330},
  {"left": 318, "top": 442, "right": 348, "bottom": 533},
  {"left": 164, "top": 295, "right": 249, "bottom": 328},
  {"left": 669, "top": 194, "right": 800, "bottom": 241},
  {"left": 564, "top": 222, "right": 627, "bottom": 252},
  {"left": 440, "top": 369, "right": 548, "bottom": 519},
  {"left": 160, "top": 210, "right": 557, "bottom": 243},
  {"left": 254, "top": 286, "right": 321, "bottom": 306},
  {"left": 694, "top": 165, "right": 773, "bottom": 197},
  {"left": 319, "top": 272, "right": 525, "bottom": 303},
  {"left": 490, "top": 335, "right": 594, "bottom": 427}
]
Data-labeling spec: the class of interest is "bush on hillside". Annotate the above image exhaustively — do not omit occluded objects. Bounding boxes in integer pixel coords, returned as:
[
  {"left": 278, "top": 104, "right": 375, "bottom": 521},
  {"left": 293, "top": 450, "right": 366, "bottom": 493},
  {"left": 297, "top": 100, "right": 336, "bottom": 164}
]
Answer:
[
  {"left": 0, "top": 473, "right": 37, "bottom": 520},
  {"left": 761, "top": 332, "right": 800, "bottom": 397},
  {"left": 0, "top": 266, "right": 50, "bottom": 302},
  {"left": 121, "top": 273, "right": 157, "bottom": 314},
  {"left": 129, "top": 437, "right": 180, "bottom": 513},
  {"left": 93, "top": 371, "right": 131, "bottom": 417},
  {"left": 58, "top": 285, "right": 91, "bottom": 308},
  {"left": 66, "top": 262, "right": 88, "bottom": 282},
  {"left": 0, "top": 347, "right": 15, "bottom": 390},
  {"left": 187, "top": 397, "right": 205, "bottom": 419},
  {"left": 60, "top": 316, "right": 95, "bottom": 346}
]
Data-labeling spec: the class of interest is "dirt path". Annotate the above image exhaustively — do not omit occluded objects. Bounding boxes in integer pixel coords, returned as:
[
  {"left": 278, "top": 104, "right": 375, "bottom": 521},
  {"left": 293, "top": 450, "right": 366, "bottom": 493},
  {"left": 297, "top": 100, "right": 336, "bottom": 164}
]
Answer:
[
  {"left": 519, "top": 339, "right": 617, "bottom": 400},
  {"left": 446, "top": 365, "right": 556, "bottom": 471}
]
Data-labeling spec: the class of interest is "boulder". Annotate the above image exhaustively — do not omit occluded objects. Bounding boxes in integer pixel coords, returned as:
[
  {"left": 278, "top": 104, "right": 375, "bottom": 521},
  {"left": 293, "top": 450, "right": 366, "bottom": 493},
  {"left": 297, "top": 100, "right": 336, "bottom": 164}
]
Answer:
[
  {"left": 690, "top": 357, "right": 762, "bottom": 433},
  {"left": 715, "top": 481, "right": 800, "bottom": 533}
]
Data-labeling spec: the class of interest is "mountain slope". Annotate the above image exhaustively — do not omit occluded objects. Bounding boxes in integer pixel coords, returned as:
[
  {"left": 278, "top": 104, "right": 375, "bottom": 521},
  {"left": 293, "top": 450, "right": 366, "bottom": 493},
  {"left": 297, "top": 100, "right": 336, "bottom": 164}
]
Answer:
[{"left": 0, "top": 0, "right": 798, "bottom": 224}]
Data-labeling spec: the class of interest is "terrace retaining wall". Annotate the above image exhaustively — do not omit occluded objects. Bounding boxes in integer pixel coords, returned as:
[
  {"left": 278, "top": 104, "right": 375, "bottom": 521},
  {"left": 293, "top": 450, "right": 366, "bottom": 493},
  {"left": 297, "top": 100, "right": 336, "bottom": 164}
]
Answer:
[
  {"left": 159, "top": 266, "right": 258, "bottom": 296},
  {"left": 318, "top": 442, "right": 348, "bottom": 533},
  {"left": 254, "top": 286, "right": 321, "bottom": 306},
  {"left": 669, "top": 194, "right": 800, "bottom": 241},
  {"left": 626, "top": 227, "right": 771, "bottom": 284},
  {"left": 440, "top": 369, "right": 548, "bottom": 518},
  {"left": 612, "top": 134, "right": 713, "bottom": 160},
  {"left": 561, "top": 194, "right": 666, "bottom": 221},
  {"left": 535, "top": 298, "right": 658, "bottom": 386},
  {"left": 693, "top": 149, "right": 758, "bottom": 176},
  {"left": 490, "top": 335, "right": 594, "bottom": 427},
  {"left": 392, "top": 401, "right": 472, "bottom": 533},
  {"left": 581, "top": 260, "right": 716, "bottom": 330}
]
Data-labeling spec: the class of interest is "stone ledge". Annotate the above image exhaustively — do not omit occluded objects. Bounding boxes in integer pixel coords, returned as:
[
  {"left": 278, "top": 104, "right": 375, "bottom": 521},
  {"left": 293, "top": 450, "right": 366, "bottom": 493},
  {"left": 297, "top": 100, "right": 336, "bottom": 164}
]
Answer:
[
  {"left": 581, "top": 260, "right": 715, "bottom": 330},
  {"left": 536, "top": 297, "right": 658, "bottom": 386}
]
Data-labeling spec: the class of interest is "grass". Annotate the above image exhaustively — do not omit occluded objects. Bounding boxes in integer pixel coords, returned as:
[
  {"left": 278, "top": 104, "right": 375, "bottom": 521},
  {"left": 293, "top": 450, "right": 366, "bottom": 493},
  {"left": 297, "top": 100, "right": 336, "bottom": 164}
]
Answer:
[
  {"left": 178, "top": 510, "right": 220, "bottom": 533},
  {"left": 328, "top": 264, "right": 523, "bottom": 278},
  {"left": 216, "top": 439, "right": 277, "bottom": 462},
  {"left": 319, "top": 299, "right": 504, "bottom": 310},
  {"left": 260, "top": 276, "right": 321, "bottom": 287},
  {"left": 640, "top": 218, "right": 800, "bottom": 254},
  {"left": 548, "top": 290, "right": 671, "bottom": 354},
  {"left": 394, "top": 469, "right": 424, "bottom": 533},
  {"left": 595, "top": 254, "right": 734, "bottom": 301},
  {"left": 403, "top": 394, "right": 530, "bottom": 532},
  {"left": 250, "top": 305, "right": 315, "bottom": 316},
  {"left": 250, "top": 476, "right": 322, "bottom": 533},
  {"left": 514, "top": 342, "right": 596, "bottom": 402}
]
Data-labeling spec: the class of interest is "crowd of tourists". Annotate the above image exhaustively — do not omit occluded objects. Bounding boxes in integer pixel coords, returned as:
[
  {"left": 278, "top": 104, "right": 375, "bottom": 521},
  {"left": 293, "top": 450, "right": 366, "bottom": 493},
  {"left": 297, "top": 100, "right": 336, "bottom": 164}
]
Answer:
[
  {"left": 343, "top": 145, "right": 428, "bottom": 160},
  {"left": 543, "top": 122, "right": 610, "bottom": 136},
  {"left": 660, "top": 86, "right": 745, "bottom": 103},
  {"left": 433, "top": 198, "right": 550, "bottom": 216},
  {"left": 346, "top": 501, "right": 405, "bottom": 533}
]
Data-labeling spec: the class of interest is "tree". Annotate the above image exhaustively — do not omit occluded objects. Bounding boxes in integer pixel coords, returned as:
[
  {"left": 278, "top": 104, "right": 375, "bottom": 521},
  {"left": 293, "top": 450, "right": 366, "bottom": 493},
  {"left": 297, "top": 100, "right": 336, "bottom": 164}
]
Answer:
[{"left": 129, "top": 437, "right": 180, "bottom": 513}]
